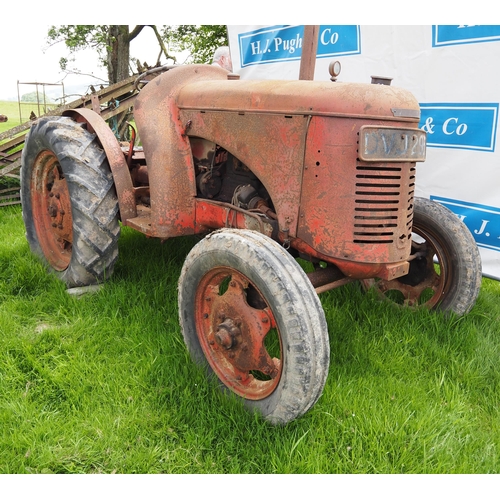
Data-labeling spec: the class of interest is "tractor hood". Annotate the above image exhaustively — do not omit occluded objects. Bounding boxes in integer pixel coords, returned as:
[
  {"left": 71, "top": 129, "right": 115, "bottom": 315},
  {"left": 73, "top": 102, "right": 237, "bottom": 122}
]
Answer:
[
  {"left": 176, "top": 78, "right": 421, "bottom": 122},
  {"left": 132, "top": 64, "right": 422, "bottom": 242}
]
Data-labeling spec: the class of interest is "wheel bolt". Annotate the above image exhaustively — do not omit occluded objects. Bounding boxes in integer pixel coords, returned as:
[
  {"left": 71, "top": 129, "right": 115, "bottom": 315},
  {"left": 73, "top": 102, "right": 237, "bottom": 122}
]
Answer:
[
  {"left": 215, "top": 329, "right": 233, "bottom": 349},
  {"left": 214, "top": 317, "right": 241, "bottom": 350}
]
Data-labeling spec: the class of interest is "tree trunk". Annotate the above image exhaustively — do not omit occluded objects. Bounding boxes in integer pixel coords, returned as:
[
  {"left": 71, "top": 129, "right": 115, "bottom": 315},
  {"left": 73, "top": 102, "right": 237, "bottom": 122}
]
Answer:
[{"left": 107, "top": 25, "right": 130, "bottom": 84}]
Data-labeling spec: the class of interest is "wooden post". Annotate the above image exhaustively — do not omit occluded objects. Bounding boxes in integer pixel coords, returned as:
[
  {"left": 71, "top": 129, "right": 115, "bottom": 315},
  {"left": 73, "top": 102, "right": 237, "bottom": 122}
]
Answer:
[{"left": 299, "top": 25, "right": 319, "bottom": 80}]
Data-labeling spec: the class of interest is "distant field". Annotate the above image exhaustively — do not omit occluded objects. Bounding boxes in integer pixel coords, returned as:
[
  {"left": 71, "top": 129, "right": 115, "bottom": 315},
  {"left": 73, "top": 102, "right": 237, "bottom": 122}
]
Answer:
[
  {"left": 0, "top": 100, "right": 59, "bottom": 135},
  {"left": 0, "top": 101, "right": 22, "bottom": 134},
  {"left": 0, "top": 101, "right": 25, "bottom": 195}
]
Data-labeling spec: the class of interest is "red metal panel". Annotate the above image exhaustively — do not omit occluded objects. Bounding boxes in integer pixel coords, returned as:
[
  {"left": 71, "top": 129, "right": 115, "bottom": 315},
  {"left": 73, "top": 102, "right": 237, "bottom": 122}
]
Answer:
[
  {"left": 133, "top": 65, "right": 229, "bottom": 238},
  {"left": 133, "top": 63, "right": 421, "bottom": 265},
  {"left": 298, "top": 114, "right": 416, "bottom": 270},
  {"left": 180, "top": 110, "right": 308, "bottom": 239}
]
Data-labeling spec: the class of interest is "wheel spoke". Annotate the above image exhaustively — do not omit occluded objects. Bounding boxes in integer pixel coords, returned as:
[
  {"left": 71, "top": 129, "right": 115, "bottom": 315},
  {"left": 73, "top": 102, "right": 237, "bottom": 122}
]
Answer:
[{"left": 364, "top": 228, "right": 447, "bottom": 309}]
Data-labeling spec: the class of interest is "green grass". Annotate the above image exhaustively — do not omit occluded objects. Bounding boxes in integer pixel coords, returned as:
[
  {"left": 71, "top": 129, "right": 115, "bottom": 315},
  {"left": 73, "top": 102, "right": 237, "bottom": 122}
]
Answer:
[
  {"left": 0, "top": 101, "right": 35, "bottom": 199},
  {"left": 0, "top": 100, "right": 60, "bottom": 136},
  {"left": 0, "top": 101, "right": 23, "bottom": 135},
  {"left": 1, "top": 204, "right": 499, "bottom": 474}
]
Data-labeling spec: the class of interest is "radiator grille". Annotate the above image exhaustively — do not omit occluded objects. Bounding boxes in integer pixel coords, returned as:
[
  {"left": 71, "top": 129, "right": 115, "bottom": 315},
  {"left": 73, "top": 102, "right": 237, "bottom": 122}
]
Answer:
[{"left": 353, "top": 164, "right": 415, "bottom": 244}]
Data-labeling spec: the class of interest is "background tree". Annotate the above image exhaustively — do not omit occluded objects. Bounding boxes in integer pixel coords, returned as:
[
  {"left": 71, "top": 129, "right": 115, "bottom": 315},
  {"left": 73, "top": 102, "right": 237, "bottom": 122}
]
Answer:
[
  {"left": 46, "top": 25, "right": 228, "bottom": 140},
  {"left": 47, "top": 25, "right": 177, "bottom": 84},
  {"left": 20, "top": 92, "right": 54, "bottom": 104},
  {"left": 163, "top": 25, "right": 229, "bottom": 64},
  {"left": 47, "top": 25, "right": 228, "bottom": 85}
]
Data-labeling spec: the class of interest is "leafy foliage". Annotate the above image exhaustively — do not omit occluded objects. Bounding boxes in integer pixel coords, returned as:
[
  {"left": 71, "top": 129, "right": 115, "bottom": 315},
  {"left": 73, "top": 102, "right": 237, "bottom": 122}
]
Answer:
[
  {"left": 47, "top": 25, "right": 110, "bottom": 71},
  {"left": 163, "top": 25, "right": 229, "bottom": 64},
  {"left": 46, "top": 25, "right": 228, "bottom": 84}
]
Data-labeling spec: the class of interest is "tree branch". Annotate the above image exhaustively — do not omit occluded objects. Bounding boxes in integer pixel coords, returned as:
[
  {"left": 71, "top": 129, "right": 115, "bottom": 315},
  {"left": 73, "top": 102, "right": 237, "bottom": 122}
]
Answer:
[
  {"left": 149, "top": 25, "right": 177, "bottom": 64},
  {"left": 128, "top": 25, "right": 146, "bottom": 42}
]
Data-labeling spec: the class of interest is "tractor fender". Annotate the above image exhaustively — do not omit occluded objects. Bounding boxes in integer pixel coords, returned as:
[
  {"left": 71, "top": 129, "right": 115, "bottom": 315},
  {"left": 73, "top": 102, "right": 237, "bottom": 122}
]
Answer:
[
  {"left": 133, "top": 64, "right": 229, "bottom": 237},
  {"left": 63, "top": 108, "right": 137, "bottom": 222}
]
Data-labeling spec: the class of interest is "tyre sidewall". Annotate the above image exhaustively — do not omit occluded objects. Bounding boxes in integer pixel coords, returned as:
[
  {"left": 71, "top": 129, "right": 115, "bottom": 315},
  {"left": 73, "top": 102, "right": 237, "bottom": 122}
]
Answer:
[{"left": 413, "top": 197, "right": 481, "bottom": 315}]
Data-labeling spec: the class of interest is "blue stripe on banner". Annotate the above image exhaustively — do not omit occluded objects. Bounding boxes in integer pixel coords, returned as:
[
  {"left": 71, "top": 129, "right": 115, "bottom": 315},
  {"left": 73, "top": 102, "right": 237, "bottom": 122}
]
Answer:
[
  {"left": 431, "top": 196, "right": 500, "bottom": 252},
  {"left": 419, "top": 103, "right": 498, "bottom": 152},
  {"left": 238, "top": 25, "right": 360, "bottom": 67},
  {"left": 432, "top": 25, "right": 500, "bottom": 47}
]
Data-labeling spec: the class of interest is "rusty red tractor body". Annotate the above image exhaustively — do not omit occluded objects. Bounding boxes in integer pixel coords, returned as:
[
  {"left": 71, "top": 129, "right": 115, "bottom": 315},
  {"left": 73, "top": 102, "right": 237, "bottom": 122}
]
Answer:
[{"left": 20, "top": 64, "right": 482, "bottom": 424}]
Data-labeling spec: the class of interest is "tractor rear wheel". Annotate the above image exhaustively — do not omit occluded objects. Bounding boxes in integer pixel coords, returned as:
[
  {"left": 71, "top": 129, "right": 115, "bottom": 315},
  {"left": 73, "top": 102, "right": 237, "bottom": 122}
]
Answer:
[
  {"left": 178, "top": 229, "right": 330, "bottom": 424},
  {"left": 362, "top": 197, "right": 481, "bottom": 316},
  {"left": 20, "top": 116, "right": 120, "bottom": 287}
]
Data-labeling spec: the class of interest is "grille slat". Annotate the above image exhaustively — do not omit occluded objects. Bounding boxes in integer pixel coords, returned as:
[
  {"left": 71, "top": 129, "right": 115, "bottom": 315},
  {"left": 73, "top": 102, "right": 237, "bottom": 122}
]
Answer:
[{"left": 353, "top": 164, "right": 415, "bottom": 244}]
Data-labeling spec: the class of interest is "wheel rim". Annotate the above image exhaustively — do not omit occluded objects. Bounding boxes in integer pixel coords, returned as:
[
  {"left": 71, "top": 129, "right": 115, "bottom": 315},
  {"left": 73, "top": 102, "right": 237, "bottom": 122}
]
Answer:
[
  {"left": 365, "top": 225, "right": 449, "bottom": 309},
  {"left": 31, "top": 149, "right": 73, "bottom": 271},
  {"left": 195, "top": 266, "right": 282, "bottom": 400}
]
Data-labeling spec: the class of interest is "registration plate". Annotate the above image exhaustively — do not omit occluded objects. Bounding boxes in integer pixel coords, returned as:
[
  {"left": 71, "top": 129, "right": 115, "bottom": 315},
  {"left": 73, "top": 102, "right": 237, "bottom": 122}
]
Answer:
[{"left": 358, "top": 126, "right": 426, "bottom": 162}]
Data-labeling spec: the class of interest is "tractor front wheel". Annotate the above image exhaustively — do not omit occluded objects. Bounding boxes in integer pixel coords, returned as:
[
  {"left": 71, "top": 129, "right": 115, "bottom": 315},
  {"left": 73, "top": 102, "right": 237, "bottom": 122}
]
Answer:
[
  {"left": 362, "top": 197, "right": 481, "bottom": 316},
  {"left": 178, "top": 229, "right": 330, "bottom": 424}
]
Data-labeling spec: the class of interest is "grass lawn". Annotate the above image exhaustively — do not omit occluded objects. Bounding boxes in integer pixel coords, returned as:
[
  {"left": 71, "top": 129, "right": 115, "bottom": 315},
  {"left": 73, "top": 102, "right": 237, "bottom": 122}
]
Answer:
[
  {"left": 1, "top": 100, "right": 59, "bottom": 135},
  {"left": 0, "top": 101, "right": 22, "bottom": 135},
  {"left": 1, "top": 203, "right": 499, "bottom": 474}
]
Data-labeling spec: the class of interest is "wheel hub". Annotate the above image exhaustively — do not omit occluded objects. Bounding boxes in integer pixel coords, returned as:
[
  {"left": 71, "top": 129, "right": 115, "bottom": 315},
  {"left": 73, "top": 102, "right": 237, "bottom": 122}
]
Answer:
[
  {"left": 215, "top": 317, "right": 240, "bottom": 349},
  {"left": 47, "top": 177, "right": 73, "bottom": 243},
  {"left": 196, "top": 268, "right": 282, "bottom": 400},
  {"left": 31, "top": 149, "right": 73, "bottom": 271}
]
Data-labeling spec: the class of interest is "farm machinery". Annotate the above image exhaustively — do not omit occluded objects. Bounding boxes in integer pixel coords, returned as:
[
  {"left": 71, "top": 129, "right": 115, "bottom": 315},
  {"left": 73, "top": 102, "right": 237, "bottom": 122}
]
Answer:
[{"left": 20, "top": 62, "right": 481, "bottom": 424}]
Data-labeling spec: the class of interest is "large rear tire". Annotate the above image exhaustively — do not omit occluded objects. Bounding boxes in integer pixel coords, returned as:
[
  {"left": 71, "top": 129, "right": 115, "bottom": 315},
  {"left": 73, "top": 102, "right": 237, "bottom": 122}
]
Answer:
[
  {"left": 362, "top": 197, "right": 482, "bottom": 316},
  {"left": 20, "top": 116, "right": 120, "bottom": 287},
  {"left": 178, "top": 229, "right": 330, "bottom": 424}
]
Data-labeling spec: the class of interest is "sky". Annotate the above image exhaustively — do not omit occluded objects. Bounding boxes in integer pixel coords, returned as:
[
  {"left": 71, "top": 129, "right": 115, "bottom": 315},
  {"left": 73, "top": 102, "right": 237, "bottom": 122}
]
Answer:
[
  {"left": 0, "top": 3, "right": 485, "bottom": 102},
  {"left": 0, "top": 24, "right": 188, "bottom": 102}
]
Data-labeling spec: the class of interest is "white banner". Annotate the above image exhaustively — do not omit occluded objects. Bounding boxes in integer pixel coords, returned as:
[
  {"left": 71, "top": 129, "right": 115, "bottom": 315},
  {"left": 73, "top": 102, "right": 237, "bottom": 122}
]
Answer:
[{"left": 227, "top": 25, "right": 500, "bottom": 279}]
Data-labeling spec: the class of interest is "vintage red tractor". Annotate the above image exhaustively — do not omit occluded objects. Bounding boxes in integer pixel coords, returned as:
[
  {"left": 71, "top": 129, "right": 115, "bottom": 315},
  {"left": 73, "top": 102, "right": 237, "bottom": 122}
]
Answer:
[{"left": 20, "top": 63, "right": 482, "bottom": 424}]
